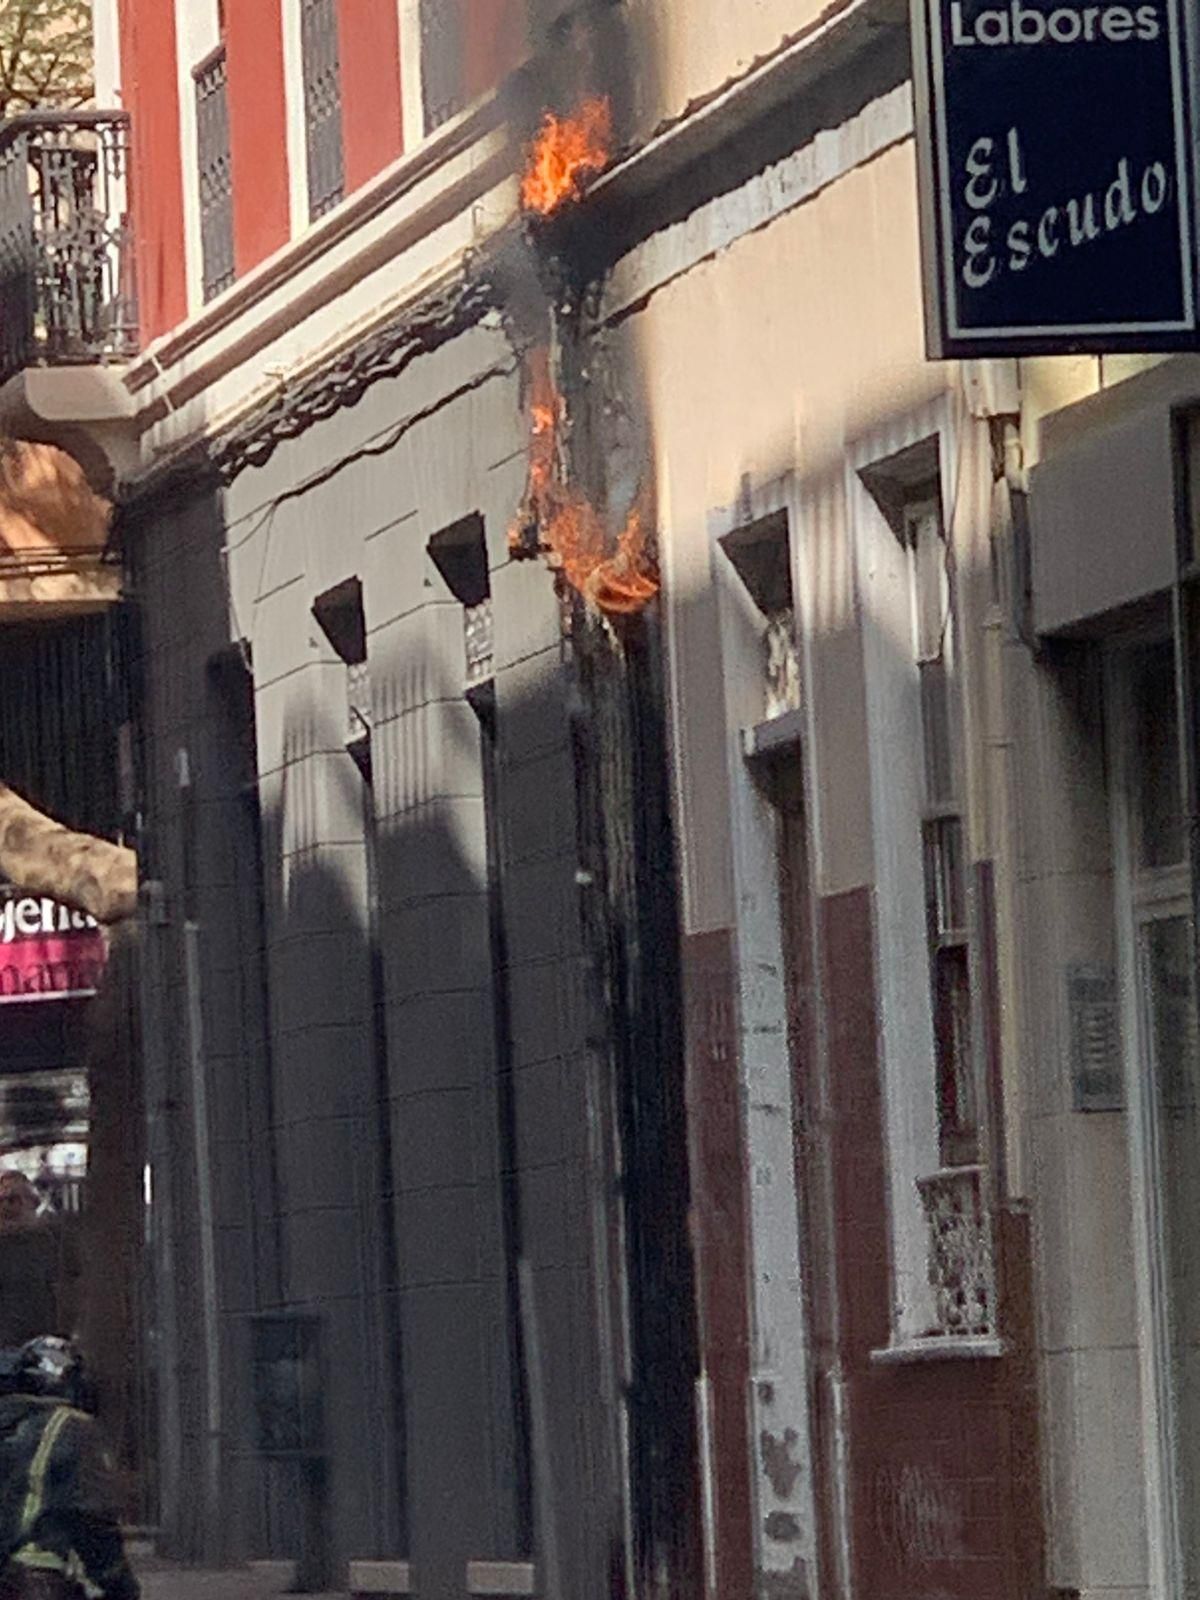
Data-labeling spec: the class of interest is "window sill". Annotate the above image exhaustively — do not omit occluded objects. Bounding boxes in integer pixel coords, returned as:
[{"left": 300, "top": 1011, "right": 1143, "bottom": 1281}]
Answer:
[{"left": 870, "top": 1334, "right": 1004, "bottom": 1366}]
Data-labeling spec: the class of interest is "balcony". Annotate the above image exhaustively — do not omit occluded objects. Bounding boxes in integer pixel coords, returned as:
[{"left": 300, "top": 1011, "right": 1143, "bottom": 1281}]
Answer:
[
  {"left": 0, "top": 111, "right": 137, "bottom": 386},
  {"left": 916, "top": 1164, "right": 996, "bottom": 1338}
]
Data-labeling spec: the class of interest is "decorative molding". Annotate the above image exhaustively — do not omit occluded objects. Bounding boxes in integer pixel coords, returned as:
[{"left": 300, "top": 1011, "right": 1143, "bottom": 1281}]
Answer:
[
  {"left": 600, "top": 82, "right": 913, "bottom": 328},
  {"left": 118, "top": 263, "right": 499, "bottom": 506},
  {"left": 126, "top": 90, "right": 510, "bottom": 393}
]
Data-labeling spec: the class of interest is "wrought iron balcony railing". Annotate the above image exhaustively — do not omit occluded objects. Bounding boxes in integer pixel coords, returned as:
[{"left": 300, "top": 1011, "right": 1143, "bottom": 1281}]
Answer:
[
  {"left": 0, "top": 110, "right": 137, "bottom": 385},
  {"left": 917, "top": 1164, "right": 996, "bottom": 1337}
]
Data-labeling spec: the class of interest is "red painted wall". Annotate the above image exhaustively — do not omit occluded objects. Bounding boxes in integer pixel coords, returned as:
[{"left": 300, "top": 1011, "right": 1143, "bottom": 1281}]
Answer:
[
  {"left": 338, "top": 0, "right": 405, "bottom": 192},
  {"left": 226, "top": 0, "right": 291, "bottom": 275},
  {"left": 117, "top": 0, "right": 187, "bottom": 343}
]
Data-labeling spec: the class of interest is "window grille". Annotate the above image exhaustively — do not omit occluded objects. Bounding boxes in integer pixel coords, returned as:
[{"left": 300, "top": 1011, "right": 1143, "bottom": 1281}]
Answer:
[
  {"left": 419, "top": 0, "right": 466, "bottom": 133},
  {"left": 905, "top": 496, "right": 978, "bottom": 1170},
  {"left": 721, "top": 510, "right": 800, "bottom": 723},
  {"left": 427, "top": 514, "right": 493, "bottom": 690},
  {"left": 917, "top": 1166, "right": 994, "bottom": 1336},
  {"left": 464, "top": 599, "right": 494, "bottom": 687},
  {"left": 301, "top": 0, "right": 345, "bottom": 220},
  {"left": 195, "top": 50, "right": 234, "bottom": 302}
]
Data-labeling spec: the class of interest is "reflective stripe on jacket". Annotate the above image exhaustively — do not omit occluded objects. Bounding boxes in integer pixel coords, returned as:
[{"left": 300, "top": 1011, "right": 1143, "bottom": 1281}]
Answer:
[{"left": 0, "top": 1396, "right": 138, "bottom": 1600}]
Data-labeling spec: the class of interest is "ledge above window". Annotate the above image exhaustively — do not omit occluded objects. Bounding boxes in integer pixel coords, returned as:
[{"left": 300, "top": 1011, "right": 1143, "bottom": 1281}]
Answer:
[{"left": 741, "top": 708, "right": 805, "bottom": 761}]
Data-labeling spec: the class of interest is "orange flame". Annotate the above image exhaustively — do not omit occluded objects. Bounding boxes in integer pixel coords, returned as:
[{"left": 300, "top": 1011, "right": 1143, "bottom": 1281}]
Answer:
[
  {"left": 521, "top": 98, "right": 613, "bottom": 216},
  {"left": 509, "top": 349, "right": 658, "bottom": 618}
]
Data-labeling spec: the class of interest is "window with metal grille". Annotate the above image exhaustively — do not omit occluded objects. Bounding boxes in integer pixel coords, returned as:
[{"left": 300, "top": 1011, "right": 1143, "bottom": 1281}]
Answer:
[
  {"left": 419, "top": 0, "right": 466, "bottom": 133},
  {"left": 427, "top": 514, "right": 493, "bottom": 690},
  {"left": 720, "top": 509, "right": 800, "bottom": 723},
  {"left": 301, "top": 0, "right": 345, "bottom": 220},
  {"left": 904, "top": 493, "right": 978, "bottom": 1169},
  {"left": 195, "top": 48, "right": 234, "bottom": 302}
]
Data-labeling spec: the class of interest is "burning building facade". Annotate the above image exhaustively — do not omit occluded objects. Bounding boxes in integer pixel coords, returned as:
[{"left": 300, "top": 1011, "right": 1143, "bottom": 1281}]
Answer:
[{"left": 7, "top": 0, "right": 1191, "bottom": 1596}]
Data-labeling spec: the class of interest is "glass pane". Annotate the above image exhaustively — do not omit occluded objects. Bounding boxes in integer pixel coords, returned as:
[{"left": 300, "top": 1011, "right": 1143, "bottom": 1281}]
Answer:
[
  {"left": 920, "top": 659, "right": 954, "bottom": 807},
  {"left": 910, "top": 505, "right": 946, "bottom": 664},
  {"left": 1143, "top": 913, "right": 1200, "bottom": 1590},
  {"left": 923, "top": 815, "right": 966, "bottom": 938},
  {"left": 1132, "top": 642, "right": 1184, "bottom": 869},
  {"left": 934, "top": 943, "right": 977, "bottom": 1167}
]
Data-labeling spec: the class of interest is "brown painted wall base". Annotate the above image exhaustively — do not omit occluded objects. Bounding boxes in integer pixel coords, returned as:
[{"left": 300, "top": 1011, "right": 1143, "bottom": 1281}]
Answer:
[{"left": 812, "top": 887, "right": 1045, "bottom": 1600}]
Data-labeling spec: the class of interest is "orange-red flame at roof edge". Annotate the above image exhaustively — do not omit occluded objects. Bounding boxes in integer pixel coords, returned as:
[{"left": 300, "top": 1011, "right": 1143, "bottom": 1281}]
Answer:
[{"left": 521, "top": 98, "right": 613, "bottom": 216}]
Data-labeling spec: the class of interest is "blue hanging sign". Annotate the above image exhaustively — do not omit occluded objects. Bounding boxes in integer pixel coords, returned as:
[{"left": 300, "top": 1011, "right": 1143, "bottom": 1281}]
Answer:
[{"left": 913, "top": 0, "right": 1199, "bottom": 355}]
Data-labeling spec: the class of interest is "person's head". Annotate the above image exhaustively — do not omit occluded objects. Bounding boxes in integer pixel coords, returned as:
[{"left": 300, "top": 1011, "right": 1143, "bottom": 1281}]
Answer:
[
  {"left": 0, "top": 1337, "right": 90, "bottom": 1409},
  {"left": 0, "top": 1171, "right": 38, "bottom": 1230}
]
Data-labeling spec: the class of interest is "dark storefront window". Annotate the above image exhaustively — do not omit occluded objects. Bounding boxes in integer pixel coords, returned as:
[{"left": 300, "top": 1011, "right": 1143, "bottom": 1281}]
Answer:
[
  {"left": 195, "top": 48, "right": 235, "bottom": 302},
  {"left": 301, "top": 0, "right": 345, "bottom": 220}
]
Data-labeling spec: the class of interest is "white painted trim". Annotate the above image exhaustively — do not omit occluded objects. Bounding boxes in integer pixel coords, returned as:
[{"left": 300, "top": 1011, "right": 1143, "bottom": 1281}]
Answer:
[
  {"left": 92, "top": 0, "right": 122, "bottom": 105},
  {"left": 174, "top": 0, "right": 222, "bottom": 316},
  {"left": 398, "top": 0, "right": 425, "bottom": 153},
  {"left": 848, "top": 394, "right": 959, "bottom": 1343},
  {"left": 600, "top": 83, "right": 913, "bottom": 327},
  {"left": 710, "top": 474, "right": 819, "bottom": 1590},
  {"left": 280, "top": 0, "right": 309, "bottom": 238},
  {"left": 695, "top": 1374, "right": 718, "bottom": 1600}
]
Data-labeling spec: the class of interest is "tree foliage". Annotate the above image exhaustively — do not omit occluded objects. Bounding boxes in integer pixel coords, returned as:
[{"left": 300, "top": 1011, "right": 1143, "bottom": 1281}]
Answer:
[{"left": 0, "top": 0, "right": 92, "bottom": 123}]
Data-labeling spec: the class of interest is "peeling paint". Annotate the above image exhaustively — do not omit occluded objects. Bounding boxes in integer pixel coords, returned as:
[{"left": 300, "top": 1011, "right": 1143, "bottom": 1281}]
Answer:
[
  {"left": 760, "top": 1558, "right": 811, "bottom": 1600},
  {"left": 764, "top": 1511, "right": 802, "bottom": 1543},
  {"left": 760, "top": 1427, "right": 803, "bottom": 1500}
]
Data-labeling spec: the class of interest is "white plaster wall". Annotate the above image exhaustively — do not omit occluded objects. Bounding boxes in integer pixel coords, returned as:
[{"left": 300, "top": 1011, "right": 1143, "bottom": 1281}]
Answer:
[
  {"left": 623, "top": 131, "right": 945, "bottom": 926},
  {"left": 622, "top": 0, "right": 858, "bottom": 136}
]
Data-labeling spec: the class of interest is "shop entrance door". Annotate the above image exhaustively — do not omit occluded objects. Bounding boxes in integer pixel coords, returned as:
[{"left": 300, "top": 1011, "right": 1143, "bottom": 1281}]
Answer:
[{"left": 1113, "top": 637, "right": 1200, "bottom": 1597}]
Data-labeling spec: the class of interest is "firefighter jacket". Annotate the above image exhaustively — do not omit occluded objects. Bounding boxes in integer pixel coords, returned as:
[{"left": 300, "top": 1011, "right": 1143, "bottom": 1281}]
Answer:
[{"left": 0, "top": 1395, "right": 139, "bottom": 1599}]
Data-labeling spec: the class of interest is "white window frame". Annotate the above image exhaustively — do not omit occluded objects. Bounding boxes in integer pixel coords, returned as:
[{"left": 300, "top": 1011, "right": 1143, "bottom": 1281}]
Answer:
[
  {"left": 705, "top": 473, "right": 821, "bottom": 1595},
  {"left": 92, "top": 0, "right": 123, "bottom": 105},
  {"left": 174, "top": 0, "right": 224, "bottom": 314},
  {"left": 849, "top": 395, "right": 998, "bottom": 1352},
  {"left": 397, "top": 0, "right": 426, "bottom": 152},
  {"left": 281, "top": 0, "right": 311, "bottom": 238}
]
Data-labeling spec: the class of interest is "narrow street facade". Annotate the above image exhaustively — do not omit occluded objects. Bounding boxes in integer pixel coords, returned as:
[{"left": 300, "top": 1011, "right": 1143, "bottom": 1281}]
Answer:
[{"left": 0, "top": 1, "right": 1196, "bottom": 1598}]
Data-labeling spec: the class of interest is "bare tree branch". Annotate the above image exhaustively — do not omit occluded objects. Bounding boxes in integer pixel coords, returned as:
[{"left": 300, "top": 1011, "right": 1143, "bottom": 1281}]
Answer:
[
  {"left": 0, "top": 0, "right": 92, "bottom": 123},
  {"left": 0, "top": 784, "right": 136, "bottom": 925}
]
